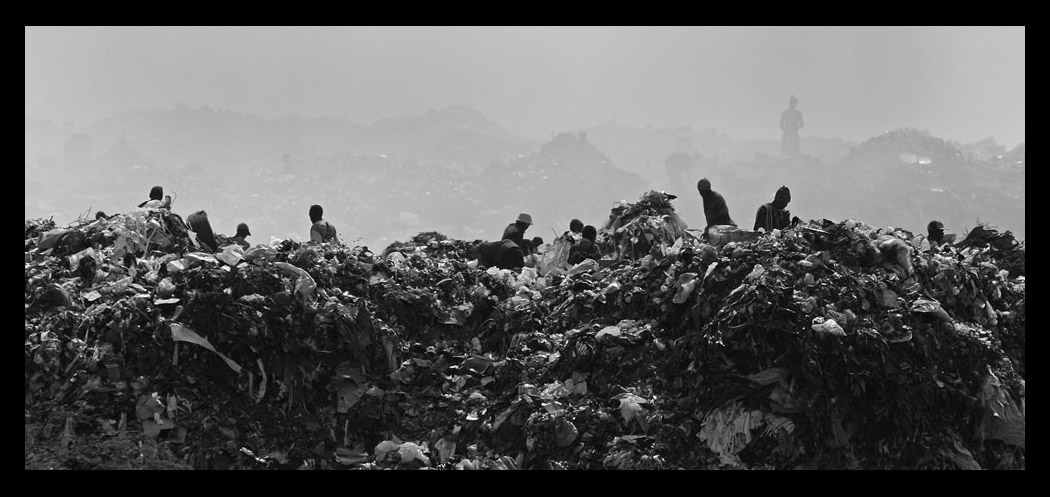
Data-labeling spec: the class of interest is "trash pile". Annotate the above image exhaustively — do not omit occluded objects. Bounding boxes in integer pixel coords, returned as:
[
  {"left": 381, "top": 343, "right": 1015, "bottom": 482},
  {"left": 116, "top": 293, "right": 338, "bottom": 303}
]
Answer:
[
  {"left": 600, "top": 190, "right": 692, "bottom": 261},
  {"left": 25, "top": 197, "right": 1024, "bottom": 470}
]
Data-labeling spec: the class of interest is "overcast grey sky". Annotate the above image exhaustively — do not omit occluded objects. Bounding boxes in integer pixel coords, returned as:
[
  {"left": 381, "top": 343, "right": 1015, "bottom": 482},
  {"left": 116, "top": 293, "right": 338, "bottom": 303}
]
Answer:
[{"left": 25, "top": 26, "right": 1025, "bottom": 148}]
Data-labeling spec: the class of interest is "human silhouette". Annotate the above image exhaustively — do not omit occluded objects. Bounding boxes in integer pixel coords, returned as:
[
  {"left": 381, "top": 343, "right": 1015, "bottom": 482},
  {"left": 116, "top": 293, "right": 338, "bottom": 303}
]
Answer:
[{"left": 780, "top": 95, "right": 804, "bottom": 156}]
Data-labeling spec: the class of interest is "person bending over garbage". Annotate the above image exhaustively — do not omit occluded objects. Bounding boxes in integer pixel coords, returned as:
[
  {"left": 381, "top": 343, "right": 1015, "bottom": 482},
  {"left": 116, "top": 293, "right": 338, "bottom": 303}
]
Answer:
[
  {"left": 754, "top": 186, "right": 796, "bottom": 232},
  {"left": 477, "top": 238, "right": 525, "bottom": 270},
  {"left": 502, "top": 213, "right": 533, "bottom": 249},
  {"left": 697, "top": 178, "right": 735, "bottom": 233}
]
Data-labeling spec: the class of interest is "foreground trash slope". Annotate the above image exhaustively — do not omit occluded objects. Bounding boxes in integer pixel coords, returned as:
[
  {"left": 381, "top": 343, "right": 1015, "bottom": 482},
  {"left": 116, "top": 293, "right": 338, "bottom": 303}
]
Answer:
[{"left": 25, "top": 198, "right": 1024, "bottom": 470}]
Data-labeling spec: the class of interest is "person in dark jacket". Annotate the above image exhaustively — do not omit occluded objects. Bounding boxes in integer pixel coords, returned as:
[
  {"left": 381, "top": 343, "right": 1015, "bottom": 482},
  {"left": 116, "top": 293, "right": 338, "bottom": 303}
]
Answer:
[
  {"left": 502, "top": 213, "right": 533, "bottom": 248},
  {"left": 477, "top": 239, "right": 525, "bottom": 270},
  {"left": 568, "top": 225, "right": 601, "bottom": 265},
  {"left": 309, "top": 204, "right": 339, "bottom": 243},
  {"left": 697, "top": 178, "right": 735, "bottom": 231},
  {"left": 754, "top": 186, "right": 794, "bottom": 232}
]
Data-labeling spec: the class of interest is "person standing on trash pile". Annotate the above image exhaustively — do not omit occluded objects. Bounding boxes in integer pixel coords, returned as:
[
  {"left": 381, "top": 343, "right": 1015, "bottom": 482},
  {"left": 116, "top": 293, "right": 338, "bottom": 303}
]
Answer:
[
  {"left": 568, "top": 225, "right": 602, "bottom": 265},
  {"left": 309, "top": 204, "right": 339, "bottom": 243},
  {"left": 477, "top": 238, "right": 525, "bottom": 270},
  {"left": 754, "top": 185, "right": 795, "bottom": 232},
  {"left": 697, "top": 178, "right": 735, "bottom": 232},
  {"left": 137, "top": 185, "right": 172, "bottom": 210},
  {"left": 780, "top": 95, "right": 804, "bottom": 157},
  {"left": 229, "top": 223, "right": 251, "bottom": 250},
  {"left": 502, "top": 213, "right": 533, "bottom": 249}
]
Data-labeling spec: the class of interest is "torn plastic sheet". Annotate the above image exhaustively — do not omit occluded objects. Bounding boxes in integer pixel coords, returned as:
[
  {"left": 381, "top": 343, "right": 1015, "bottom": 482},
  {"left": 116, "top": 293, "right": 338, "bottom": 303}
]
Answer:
[
  {"left": 170, "top": 323, "right": 242, "bottom": 373},
  {"left": 274, "top": 261, "right": 317, "bottom": 304}
]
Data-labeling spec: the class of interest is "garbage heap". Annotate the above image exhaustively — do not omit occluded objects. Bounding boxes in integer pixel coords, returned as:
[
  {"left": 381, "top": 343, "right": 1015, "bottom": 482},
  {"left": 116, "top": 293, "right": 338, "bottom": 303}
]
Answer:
[
  {"left": 25, "top": 199, "right": 1024, "bottom": 470},
  {"left": 600, "top": 190, "right": 692, "bottom": 261},
  {"left": 381, "top": 231, "right": 480, "bottom": 261}
]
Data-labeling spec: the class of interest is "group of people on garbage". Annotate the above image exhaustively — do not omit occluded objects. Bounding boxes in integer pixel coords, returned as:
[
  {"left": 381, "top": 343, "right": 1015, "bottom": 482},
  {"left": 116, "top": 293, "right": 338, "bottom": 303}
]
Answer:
[
  {"left": 135, "top": 175, "right": 958, "bottom": 274},
  {"left": 696, "top": 177, "right": 956, "bottom": 251},
  {"left": 475, "top": 214, "right": 605, "bottom": 272},
  {"left": 695, "top": 178, "right": 799, "bottom": 235},
  {"left": 132, "top": 185, "right": 340, "bottom": 253}
]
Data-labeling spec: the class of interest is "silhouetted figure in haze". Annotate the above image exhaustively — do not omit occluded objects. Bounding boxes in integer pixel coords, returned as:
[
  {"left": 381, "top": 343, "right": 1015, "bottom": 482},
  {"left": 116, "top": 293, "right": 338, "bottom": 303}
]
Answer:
[
  {"left": 665, "top": 152, "right": 700, "bottom": 190},
  {"left": 780, "top": 95, "right": 804, "bottom": 156},
  {"left": 567, "top": 225, "right": 601, "bottom": 265},
  {"left": 502, "top": 213, "right": 533, "bottom": 249},
  {"left": 138, "top": 185, "right": 172, "bottom": 210},
  {"left": 309, "top": 204, "right": 339, "bottom": 243},
  {"left": 754, "top": 186, "right": 795, "bottom": 232},
  {"left": 697, "top": 178, "right": 735, "bottom": 234}
]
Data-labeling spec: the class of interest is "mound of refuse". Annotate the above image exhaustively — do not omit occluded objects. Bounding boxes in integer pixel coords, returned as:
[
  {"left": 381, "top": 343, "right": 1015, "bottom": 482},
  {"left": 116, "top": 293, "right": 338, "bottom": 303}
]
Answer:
[{"left": 25, "top": 198, "right": 1024, "bottom": 470}]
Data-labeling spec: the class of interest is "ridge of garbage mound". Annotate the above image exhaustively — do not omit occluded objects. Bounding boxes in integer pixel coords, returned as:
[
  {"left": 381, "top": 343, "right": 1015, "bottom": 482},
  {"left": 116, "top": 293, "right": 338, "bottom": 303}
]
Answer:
[{"left": 25, "top": 204, "right": 1024, "bottom": 470}]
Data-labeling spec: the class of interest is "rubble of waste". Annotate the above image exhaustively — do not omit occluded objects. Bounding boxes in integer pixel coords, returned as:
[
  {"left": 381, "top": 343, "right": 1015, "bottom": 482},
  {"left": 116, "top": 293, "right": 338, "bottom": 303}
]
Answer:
[{"left": 26, "top": 195, "right": 1024, "bottom": 470}]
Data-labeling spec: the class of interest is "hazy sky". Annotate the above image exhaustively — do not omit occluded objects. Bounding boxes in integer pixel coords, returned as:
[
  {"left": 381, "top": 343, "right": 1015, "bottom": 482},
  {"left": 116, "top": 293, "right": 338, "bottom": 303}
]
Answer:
[{"left": 26, "top": 26, "right": 1025, "bottom": 148}]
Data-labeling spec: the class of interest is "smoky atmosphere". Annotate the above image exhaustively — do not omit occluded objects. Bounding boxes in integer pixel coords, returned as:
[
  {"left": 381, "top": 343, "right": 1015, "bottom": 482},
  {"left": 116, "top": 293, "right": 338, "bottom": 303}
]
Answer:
[
  {"left": 26, "top": 26, "right": 1025, "bottom": 249},
  {"left": 24, "top": 26, "right": 1027, "bottom": 472}
]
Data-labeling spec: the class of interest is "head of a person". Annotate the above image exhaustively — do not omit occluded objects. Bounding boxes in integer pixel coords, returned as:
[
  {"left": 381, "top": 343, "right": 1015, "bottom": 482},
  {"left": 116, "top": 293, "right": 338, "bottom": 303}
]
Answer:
[
  {"left": 532, "top": 236, "right": 544, "bottom": 250},
  {"left": 516, "top": 213, "right": 533, "bottom": 229},
  {"left": 149, "top": 185, "right": 164, "bottom": 201},
  {"left": 773, "top": 186, "right": 791, "bottom": 209},
  {"left": 582, "top": 225, "right": 597, "bottom": 242},
  {"left": 95, "top": 211, "right": 107, "bottom": 220},
  {"left": 236, "top": 223, "right": 251, "bottom": 238},
  {"left": 789, "top": 95, "right": 798, "bottom": 109},
  {"left": 309, "top": 204, "right": 324, "bottom": 223},
  {"left": 569, "top": 219, "right": 584, "bottom": 234},
  {"left": 697, "top": 178, "right": 712, "bottom": 195},
  {"left": 927, "top": 220, "right": 945, "bottom": 242}
]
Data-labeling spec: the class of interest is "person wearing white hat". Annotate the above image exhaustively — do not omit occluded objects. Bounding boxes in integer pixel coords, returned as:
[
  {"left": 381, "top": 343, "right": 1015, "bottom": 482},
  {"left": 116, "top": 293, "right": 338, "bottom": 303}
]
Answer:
[{"left": 502, "top": 212, "right": 533, "bottom": 250}]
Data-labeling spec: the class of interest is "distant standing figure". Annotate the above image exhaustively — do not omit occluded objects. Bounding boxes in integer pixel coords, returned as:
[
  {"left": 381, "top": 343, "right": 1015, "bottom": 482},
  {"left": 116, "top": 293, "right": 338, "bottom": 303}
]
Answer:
[
  {"left": 230, "top": 223, "right": 251, "bottom": 250},
  {"left": 665, "top": 152, "right": 700, "bottom": 190},
  {"left": 780, "top": 95, "right": 804, "bottom": 156},
  {"left": 309, "top": 204, "right": 339, "bottom": 243},
  {"left": 696, "top": 178, "right": 735, "bottom": 232},
  {"left": 754, "top": 186, "right": 794, "bottom": 232},
  {"left": 502, "top": 213, "right": 533, "bottom": 249}
]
